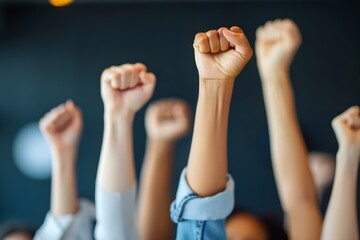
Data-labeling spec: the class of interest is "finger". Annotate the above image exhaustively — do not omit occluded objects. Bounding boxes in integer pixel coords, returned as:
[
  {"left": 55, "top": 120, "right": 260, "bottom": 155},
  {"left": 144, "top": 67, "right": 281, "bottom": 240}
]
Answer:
[
  {"left": 206, "top": 30, "right": 220, "bottom": 53},
  {"left": 120, "top": 64, "right": 136, "bottom": 88},
  {"left": 194, "top": 32, "right": 210, "bottom": 53},
  {"left": 111, "top": 66, "right": 131, "bottom": 89},
  {"left": 66, "top": 100, "right": 83, "bottom": 121},
  {"left": 223, "top": 27, "right": 253, "bottom": 60},
  {"left": 273, "top": 18, "right": 282, "bottom": 27},
  {"left": 255, "top": 26, "right": 265, "bottom": 39},
  {"left": 173, "top": 101, "right": 191, "bottom": 128},
  {"left": 65, "top": 99, "right": 74, "bottom": 109},
  {"left": 228, "top": 26, "right": 244, "bottom": 48},
  {"left": 140, "top": 71, "right": 156, "bottom": 95},
  {"left": 51, "top": 110, "right": 72, "bottom": 132},
  {"left": 134, "top": 63, "right": 147, "bottom": 72},
  {"left": 173, "top": 103, "right": 191, "bottom": 132},
  {"left": 103, "top": 68, "right": 122, "bottom": 89},
  {"left": 132, "top": 63, "right": 148, "bottom": 88},
  {"left": 332, "top": 107, "right": 355, "bottom": 132},
  {"left": 218, "top": 27, "right": 231, "bottom": 51},
  {"left": 345, "top": 106, "right": 360, "bottom": 128}
]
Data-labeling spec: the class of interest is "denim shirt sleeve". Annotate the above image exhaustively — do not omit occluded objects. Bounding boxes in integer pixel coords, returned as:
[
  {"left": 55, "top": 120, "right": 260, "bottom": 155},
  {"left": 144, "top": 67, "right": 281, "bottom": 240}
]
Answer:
[
  {"left": 34, "top": 199, "right": 96, "bottom": 240},
  {"left": 94, "top": 184, "right": 138, "bottom": 240},
  {"left": 171, "top": 168, "right": 235, "bottom": 240}
]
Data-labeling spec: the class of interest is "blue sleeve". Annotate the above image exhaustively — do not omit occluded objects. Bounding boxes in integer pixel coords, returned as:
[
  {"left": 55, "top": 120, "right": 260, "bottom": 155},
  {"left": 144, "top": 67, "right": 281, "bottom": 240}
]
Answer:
[
  {"left": 94, "top": 184, "right": 138, "bottom": 240},
  {"left": 171, "top": 168, "right": 235, "bottom": 240}
]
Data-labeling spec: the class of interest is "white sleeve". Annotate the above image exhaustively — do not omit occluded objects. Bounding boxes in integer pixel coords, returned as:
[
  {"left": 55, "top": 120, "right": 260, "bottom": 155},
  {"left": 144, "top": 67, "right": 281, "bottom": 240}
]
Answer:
[
  {"left": 34, "top": 199, "right": 95, "bottom": 240},
  {"left": 94, "top": 184, "right": 138, "bottom": 240}
]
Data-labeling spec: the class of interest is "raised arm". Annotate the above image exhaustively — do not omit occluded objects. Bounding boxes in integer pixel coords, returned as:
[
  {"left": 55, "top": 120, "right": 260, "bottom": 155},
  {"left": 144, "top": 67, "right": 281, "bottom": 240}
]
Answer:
[
  {"left": 95, "top": 63, "right": 155, "bottom": 240},
  {"left": 40, "top": 100, "right": 82, "bottom": 216},
  {"left": 171, "top": 26, "right": 253, "bottom": 240},
  {"left": 322, "top": 106, "right": 360, "bottom": 240},
  {"left": 256, "top": 19, "right": 322, "bottom": 240},
  {"left": 138, "top": 99, "right": 191, "bottom": 240},
  {"left": 187, "top": 26, "right": 253, "bottom": 197}
]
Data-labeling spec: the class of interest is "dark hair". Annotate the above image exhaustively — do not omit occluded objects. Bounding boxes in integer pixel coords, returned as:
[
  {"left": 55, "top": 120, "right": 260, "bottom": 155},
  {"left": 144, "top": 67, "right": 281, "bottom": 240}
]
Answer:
[
  {"left": 0, "top": 221, "right": 35, "bottom": 240},
  {"left": 227, "top": 207, "right": 288, "bottom": 240}
]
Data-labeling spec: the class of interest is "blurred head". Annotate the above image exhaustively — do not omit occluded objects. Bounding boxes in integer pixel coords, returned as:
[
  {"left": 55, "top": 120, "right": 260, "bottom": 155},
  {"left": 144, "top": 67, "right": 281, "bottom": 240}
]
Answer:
[
  {"left": 226, "top": 209, "right": 288, "bottom": 240},
  {"left": 308, "top": 151, "right": 335, "bottom": 191},
  {"left": 0, "top": 222, "right": 35, "bottom": 240},
  {"left": 226, "top": 212, "right": 268, "bottom": 240}
]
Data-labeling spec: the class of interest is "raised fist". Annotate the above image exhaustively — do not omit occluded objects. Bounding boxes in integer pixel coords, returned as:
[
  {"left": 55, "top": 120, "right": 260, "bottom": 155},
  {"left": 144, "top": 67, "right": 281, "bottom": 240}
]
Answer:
[
  {"left": 332, "top": 106, "right": 360, "bottom": 158},
  {"left": 145, "top": 99, "right": 191, "bottom": 142},
  {"left": 256, "top": 19, "right": 302, "bottom": 74},
  {"left": 39, "top": 100, "right": 83, "bottom": 152},
  {"left": 101, "top": 63, "right": 156, "bottom": 115},
  {"left": 193, "top": 26, "right": 253, "bottom": 81}
]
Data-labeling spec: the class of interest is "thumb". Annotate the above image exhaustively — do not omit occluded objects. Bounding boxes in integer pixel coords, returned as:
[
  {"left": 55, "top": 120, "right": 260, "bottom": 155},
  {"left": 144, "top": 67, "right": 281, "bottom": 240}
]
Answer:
[
  {"left": 139, "top": 71, "right": 156, "bottom": 96},
  {"left": 223, "top": 27, "right": 253, "bottom": 61}
]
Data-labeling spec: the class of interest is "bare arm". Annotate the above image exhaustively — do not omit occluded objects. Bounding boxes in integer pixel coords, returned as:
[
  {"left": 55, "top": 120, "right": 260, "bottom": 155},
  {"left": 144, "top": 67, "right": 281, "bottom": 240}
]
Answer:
[
  {"left": 95, "top": 63, "right": 155, "bottom": 239},
  {"left": 97, "top": 63, "right": 156, "bottom": 193},
  {"left": 256, "top": 19, "right": 322, "bottom": 240},
  {"left": 40, "top": 100, "right": 82, "bottom": 216},
  {"left": 187, "top": 26, "right": 253, "bottom": 197},
  {"left": 97, "top": 113, "right": 135, "bottom": 192},
  {"left": 138, "top": 140, "right": 174, "bottom": 240},
  {"left": 138, "top": 99, "right": 191, "bottom": 240},
  {"left": 322, "top": 106, "right": 360, "bottom": 240}
]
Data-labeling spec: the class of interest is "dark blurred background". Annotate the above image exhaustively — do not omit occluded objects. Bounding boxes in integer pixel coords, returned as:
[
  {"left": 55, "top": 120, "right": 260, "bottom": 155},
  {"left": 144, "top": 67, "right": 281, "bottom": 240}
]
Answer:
[{"left": 0, "top": 0, "right": 359, "bottom": 229}]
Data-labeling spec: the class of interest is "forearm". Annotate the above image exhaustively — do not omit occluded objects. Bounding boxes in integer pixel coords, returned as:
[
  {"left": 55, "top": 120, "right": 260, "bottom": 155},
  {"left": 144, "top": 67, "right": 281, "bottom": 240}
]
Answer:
[
  {"left": 97, "top": 113, "right": 136, "bottom": 193},
  {"left": 51, "top": 149, "right": 78, "bottom": 216},
  {"left": 187, "top": 79, "right": 234, "bottom": 197},
  {"left": 322, "top": 152, "right": 359, "bottom": 240},
  {"left": 261, "top": 71, "right": 322, "bottom": 239},
  {"left": 261, "top": 71, "right": 317, "bottom": 209},
  {"left": 138, "top": 139, "right": 174, "bottom": 240}
]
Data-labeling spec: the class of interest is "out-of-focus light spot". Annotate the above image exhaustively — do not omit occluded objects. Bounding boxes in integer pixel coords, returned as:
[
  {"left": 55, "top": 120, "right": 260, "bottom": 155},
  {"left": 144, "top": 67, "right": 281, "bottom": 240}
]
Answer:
[
  {"left": 49, "top": 0, "right": 73, "bottom": 7},
  {"left": 13, "top": 122, "right": 52, "bottom": 180}
]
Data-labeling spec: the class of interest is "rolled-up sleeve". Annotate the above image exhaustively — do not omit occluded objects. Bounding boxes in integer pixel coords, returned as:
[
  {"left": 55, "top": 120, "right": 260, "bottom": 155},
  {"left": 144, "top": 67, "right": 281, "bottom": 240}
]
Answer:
[
  {"left": 34, "top": 199, "right": 96, "bottom": 240},
  {"left": 94, "top": 184, "right": 138, "bottom": 240},
  {"left": 171, "top": 168, "right": 235, "bottom": 240}
]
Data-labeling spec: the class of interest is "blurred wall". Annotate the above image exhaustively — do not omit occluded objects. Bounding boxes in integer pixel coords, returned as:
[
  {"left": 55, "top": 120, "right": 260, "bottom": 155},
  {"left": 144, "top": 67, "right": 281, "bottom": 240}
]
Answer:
[{"left": 0, "top": 1, "right": 359, "bottom": 227}]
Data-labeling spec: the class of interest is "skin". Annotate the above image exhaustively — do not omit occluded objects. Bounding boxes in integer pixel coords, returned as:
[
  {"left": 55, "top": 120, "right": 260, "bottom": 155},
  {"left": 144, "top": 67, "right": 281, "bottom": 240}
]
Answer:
[
  {"left": 187, "top": 26, "right": 253, "bottom": 197},
  {"left": 39, "top": 100, "right": 82, "bottom": 216},
  {"left": 97, "top": 63, "right": 156, "bottom": 193},
  {"left": 256, "top": 19, "right": 322, "bottom": 240},
  {"left": 308, "top": 152, "right": 335, "bottom": 200},
  {"left": 322, "top": 106, "right": 360, "bottom": 240},
  {"left": 138, "top": 99, "right": 191, "bottom": 240},
  {"left": 226, "top": 214, "right": 267, "bottom": 240},
  {"left": 4, "top": 233, "right": 32, "bottom": 240}
]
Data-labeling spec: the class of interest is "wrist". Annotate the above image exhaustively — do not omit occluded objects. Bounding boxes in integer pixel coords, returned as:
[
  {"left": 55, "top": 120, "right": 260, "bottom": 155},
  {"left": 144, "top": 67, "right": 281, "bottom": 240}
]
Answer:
[
  {"left": 147, "top": 138, "right": 176, "bottom": 150},
  {"left": 199, "top": 77, "right": 235, "bottom": 87},
  {"left": 336, "top": 148, "right": 360, "bottom": 172},
  {"left": 52, "top": 149, "right": 77, "bottom": 172},
  {"left": 104, "top": 111, "right": 134, "bottom": 129},
  {"left": 199, "top": 77, "right": 235, "bottom": 100},
  {"left": 259, "top": 66, "right": 290, "bottom": 83}
]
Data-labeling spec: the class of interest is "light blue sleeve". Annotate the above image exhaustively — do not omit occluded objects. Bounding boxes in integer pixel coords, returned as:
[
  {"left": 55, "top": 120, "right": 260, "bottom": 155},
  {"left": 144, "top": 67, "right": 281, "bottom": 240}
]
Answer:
[
  {"left": 94, "top": 184, "right": 138, "bottom": 240},
  {"left": 34, "top": 199, "right": 95, "bottom": 240},
  {"left": 171, "top": 168, "right": 235, "bottom": 240}
]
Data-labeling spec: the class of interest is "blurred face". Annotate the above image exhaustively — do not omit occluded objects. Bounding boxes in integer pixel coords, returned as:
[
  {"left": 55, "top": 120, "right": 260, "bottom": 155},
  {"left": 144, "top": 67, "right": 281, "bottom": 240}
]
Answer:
[
  {"left": 226, "top": 213, "right": 268, "bottom": 240},
  {"left": 308, "top": 152, "right": 335, "bottom": 189},
  {"left": 4, "top": 233, "right": 32, "bottom": 240}
]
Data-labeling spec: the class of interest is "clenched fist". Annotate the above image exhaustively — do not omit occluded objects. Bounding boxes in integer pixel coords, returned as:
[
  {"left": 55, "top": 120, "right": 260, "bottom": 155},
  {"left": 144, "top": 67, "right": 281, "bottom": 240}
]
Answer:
[
  {"left": 145, "top": 99, "right": 191, "bottom": 142},
  {"left": 101, "top": 63, "right": 156, "bottom": 115},
  {"left": 332, "top": 106, "right": 360, "bottom": 160},
  {"left": 40, "top": 100, "right": 83, "bottom": 152},
  {"left": 256, "top": 19, "right": 302, "bottom": 76},
  {"left": 193, "top": 26, "right": 253, "bottom": 81}
]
